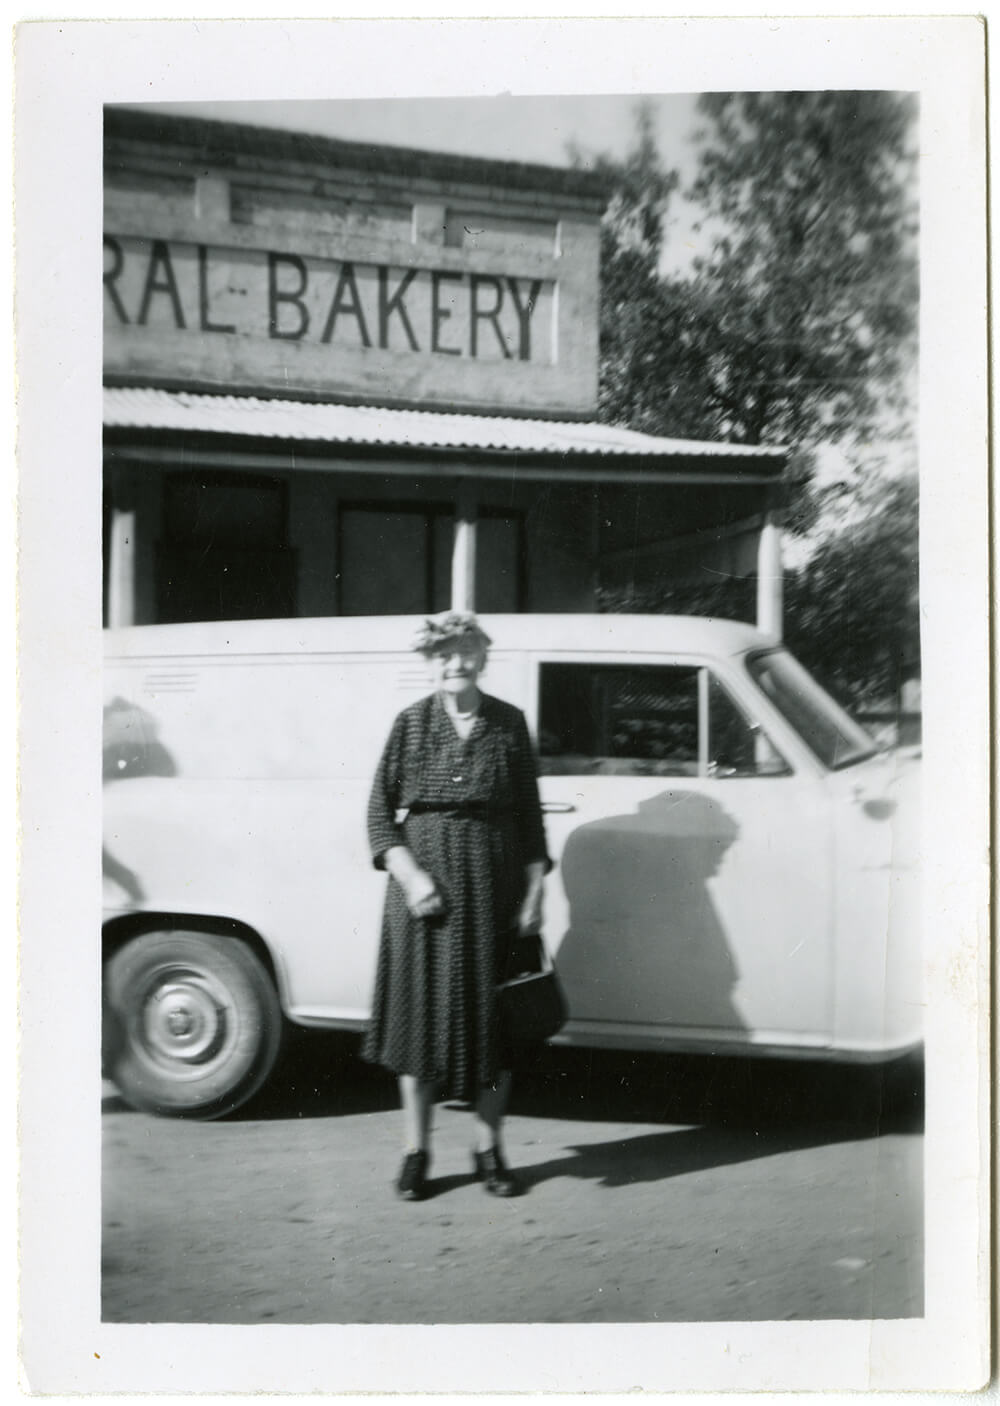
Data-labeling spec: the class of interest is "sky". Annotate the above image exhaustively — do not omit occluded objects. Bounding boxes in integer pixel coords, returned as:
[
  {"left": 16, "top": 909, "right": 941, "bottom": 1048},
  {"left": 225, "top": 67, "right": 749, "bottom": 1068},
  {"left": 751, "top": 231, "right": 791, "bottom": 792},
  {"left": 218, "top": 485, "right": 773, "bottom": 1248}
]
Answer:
[{"left": 137, "top": 94, "right": 701, "bottom": 174}]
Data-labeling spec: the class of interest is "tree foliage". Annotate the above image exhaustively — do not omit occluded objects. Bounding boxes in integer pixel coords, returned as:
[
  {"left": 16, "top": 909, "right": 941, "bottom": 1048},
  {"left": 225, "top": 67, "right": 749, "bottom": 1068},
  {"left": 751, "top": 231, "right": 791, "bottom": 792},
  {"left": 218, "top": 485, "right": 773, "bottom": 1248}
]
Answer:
[
  {"left": 681, "top": 92, "right": 918, "bottom": 446},
  {"left": 580, "top": 94, "right": 921, "bottom": 705},
  {"left": 783, "top": 470, "right": 920, "bottom": 708},
  {"left": 570, "top": 104, "right": 683, "bottom": 435},
  {"left": 593, "top": 92, "right": 918, "bottom": 452}
]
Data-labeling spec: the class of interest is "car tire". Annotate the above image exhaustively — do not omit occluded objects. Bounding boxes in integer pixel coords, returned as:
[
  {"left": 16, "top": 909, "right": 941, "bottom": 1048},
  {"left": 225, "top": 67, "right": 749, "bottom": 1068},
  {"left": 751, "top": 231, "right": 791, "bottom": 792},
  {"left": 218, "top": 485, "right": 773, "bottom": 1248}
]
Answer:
[{"left": 104, "top": 928, "right": 283, "bottom": 1119}]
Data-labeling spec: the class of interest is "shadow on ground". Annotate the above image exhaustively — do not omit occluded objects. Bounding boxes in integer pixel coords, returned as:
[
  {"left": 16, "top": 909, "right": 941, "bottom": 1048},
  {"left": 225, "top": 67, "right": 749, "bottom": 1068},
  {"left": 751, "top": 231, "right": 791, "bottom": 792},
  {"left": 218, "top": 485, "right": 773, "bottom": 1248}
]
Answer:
[{"left": 184, "top": 1029, "right": 924, "bottom": 1136}]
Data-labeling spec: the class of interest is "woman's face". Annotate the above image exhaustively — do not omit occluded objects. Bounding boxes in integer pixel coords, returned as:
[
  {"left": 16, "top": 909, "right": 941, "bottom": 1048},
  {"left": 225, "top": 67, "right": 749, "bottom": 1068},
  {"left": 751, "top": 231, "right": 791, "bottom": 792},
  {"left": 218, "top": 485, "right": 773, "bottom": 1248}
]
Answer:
[{"left": 428, "top": 642, "right": 486, "bottom": 695}]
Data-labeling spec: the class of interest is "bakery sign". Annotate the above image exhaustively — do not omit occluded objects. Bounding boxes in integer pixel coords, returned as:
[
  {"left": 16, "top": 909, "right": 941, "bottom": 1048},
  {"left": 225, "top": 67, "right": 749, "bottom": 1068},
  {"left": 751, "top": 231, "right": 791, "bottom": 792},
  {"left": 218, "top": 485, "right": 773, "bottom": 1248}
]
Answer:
[
  {"left": 104, "top": 235, "right": 553, "bottom": 361},
  {"left": 101, "top": 232, "right": 588, "bottom": 412}
]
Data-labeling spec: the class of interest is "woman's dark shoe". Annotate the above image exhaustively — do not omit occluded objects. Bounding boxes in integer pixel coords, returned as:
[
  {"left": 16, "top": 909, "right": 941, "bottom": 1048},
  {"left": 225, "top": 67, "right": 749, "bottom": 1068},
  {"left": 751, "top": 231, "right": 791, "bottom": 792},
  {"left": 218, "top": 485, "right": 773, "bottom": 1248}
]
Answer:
[
  {"left": 396, "top": 1150, "right": 430, "bottom": 1201},
  {"left": 473, "top": 1147, "right": 522, "bottom": 1197}
]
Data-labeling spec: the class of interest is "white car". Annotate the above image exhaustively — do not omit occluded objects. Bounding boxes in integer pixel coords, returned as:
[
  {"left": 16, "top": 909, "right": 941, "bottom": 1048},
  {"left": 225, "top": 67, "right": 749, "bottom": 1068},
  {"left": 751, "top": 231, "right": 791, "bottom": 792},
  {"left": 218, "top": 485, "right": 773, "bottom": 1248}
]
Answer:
[{"left": 103, "top": 614, "right": 922, "bottom": 1117}]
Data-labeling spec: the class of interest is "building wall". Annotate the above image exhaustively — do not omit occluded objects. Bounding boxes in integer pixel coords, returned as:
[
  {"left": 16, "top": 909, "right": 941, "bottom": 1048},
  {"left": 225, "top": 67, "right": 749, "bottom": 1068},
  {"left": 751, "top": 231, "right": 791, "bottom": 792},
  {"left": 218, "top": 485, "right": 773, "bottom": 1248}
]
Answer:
[
  {"left": 288, "top": 474, "right": 341, "bottom": 617},
  {"left": 101, "top": 111, "right": 785, "bottom": 631},
  {"left": 523, "top": 483, "right": 597, "bottom": 610},
  {"left": 103, "top": 109, "right": 605, "bottom": 418}
]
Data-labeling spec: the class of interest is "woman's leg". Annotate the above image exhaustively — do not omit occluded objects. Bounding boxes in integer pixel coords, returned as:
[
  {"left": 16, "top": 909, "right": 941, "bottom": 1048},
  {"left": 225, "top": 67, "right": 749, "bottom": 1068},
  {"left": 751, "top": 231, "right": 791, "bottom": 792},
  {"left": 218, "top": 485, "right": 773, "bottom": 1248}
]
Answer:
[
  {"left": 472, "top": 1071, "right": 521, "bottom": 1195},
  {"left": 473, "top": 1070, "right": 512, "bottom": 1153},
  {"left": 399, "top": 1075, "right": 436, "bottom": 1153}
]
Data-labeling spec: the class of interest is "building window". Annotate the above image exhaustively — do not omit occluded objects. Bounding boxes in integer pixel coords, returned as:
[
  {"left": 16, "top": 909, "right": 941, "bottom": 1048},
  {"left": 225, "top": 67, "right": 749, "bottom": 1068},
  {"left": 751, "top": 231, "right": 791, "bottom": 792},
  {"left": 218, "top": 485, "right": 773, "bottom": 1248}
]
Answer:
[
  {"left": 156, "top": 470, "right": 295, "bottom": 623},
  {"left": 338, "top": 503, "right": 452, "bottom": 616},
  {"left": 338, "top": 502, "right": 524, "bottom": 615},
  {"left": 537, "top": 663, "right": 789, "bottom": 777}
]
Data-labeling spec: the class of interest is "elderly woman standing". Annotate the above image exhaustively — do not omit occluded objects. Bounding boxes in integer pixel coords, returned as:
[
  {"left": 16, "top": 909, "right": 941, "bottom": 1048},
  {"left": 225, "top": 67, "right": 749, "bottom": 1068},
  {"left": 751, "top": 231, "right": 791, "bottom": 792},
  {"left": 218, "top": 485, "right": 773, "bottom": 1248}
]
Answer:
[{"left": 362, "top": 612, "right": 550, "bottom": 1202}]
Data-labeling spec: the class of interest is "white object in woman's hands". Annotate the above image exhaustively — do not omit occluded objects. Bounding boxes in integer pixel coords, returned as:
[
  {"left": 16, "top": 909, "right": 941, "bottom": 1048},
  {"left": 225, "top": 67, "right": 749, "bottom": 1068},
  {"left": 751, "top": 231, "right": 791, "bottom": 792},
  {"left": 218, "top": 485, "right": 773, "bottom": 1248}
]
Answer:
[
  {"left": 516, "top": 895, "right": 543, "bottom": 936},
  {"left": 520, "top": 899, "right": 542, "bottom": 933},
  {"left": 403, "top": 867, "right": 445, "bottom": 919},
  {"left": 383, "top": 846, "right": 445, "bottom": 918}
]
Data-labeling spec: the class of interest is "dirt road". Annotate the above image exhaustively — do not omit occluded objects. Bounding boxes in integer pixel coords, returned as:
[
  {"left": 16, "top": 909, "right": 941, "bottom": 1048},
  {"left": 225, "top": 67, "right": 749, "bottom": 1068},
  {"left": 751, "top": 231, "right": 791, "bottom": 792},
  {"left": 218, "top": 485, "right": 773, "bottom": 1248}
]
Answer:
[{"left": 102, "top": 1037, "right": 922, "bottom": 1324}]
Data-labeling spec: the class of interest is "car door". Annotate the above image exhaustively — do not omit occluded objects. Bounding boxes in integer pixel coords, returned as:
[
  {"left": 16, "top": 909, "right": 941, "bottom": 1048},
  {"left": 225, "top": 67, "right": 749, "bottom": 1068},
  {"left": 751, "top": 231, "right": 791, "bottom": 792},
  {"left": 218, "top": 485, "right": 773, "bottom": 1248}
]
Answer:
[{"left": 534, "top": 654, "right": 835, "bottom": 1050}]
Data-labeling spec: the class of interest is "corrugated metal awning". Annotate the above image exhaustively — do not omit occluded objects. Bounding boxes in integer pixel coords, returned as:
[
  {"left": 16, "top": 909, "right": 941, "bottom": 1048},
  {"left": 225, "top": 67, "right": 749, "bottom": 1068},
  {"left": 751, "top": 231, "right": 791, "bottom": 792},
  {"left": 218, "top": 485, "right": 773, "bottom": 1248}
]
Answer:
[{"left": 103, "top": 387, "right": 786, "bottom": 468}]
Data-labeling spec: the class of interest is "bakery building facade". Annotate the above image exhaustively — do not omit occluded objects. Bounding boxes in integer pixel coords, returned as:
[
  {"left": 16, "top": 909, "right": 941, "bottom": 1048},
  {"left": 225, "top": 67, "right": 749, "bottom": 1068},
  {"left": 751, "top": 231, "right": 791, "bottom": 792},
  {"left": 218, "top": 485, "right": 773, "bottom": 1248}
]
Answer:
[{"left": 103, "top": 107, "right": 787, "bottom": 632}]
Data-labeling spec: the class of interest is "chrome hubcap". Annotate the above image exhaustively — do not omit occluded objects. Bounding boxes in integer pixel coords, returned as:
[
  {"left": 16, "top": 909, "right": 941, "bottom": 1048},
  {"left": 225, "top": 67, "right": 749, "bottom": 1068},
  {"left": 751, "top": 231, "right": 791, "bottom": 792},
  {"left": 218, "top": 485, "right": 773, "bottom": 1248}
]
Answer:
[{"left": 140, "top": 970, "right": 232, "bottom": 1066}]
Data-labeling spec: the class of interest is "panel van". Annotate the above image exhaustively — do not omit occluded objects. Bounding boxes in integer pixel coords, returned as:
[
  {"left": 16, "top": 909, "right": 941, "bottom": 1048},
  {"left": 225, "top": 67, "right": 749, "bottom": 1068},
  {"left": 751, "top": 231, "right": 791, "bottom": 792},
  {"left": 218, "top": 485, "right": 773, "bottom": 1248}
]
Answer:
[{"left": 102, "top": 614, "right": 922, "bottom": 1117}]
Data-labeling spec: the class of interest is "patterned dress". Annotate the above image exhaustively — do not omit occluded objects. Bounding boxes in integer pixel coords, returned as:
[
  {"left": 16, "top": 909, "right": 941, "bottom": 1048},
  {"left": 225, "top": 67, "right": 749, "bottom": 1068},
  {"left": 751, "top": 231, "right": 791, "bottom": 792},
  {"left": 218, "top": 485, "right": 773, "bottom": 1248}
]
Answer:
[{"left": 362, "top": 691, "right": 551, "bottom": 1101}]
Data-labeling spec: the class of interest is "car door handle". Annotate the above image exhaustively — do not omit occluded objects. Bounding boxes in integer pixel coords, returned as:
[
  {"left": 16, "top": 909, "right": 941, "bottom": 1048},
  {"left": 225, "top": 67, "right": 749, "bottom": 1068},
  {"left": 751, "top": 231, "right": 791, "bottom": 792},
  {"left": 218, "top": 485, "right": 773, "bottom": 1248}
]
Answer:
[{"left": 541, "top": 801, "right": 577, "bottom": 813}]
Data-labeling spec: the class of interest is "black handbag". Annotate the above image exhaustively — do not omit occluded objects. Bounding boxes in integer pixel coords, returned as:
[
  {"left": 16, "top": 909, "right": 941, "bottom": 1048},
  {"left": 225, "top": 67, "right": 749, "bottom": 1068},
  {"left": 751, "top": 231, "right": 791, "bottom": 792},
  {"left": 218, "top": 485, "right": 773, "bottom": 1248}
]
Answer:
[{"left": 497, "top": 933, "right": 568, "bottom": 1049}]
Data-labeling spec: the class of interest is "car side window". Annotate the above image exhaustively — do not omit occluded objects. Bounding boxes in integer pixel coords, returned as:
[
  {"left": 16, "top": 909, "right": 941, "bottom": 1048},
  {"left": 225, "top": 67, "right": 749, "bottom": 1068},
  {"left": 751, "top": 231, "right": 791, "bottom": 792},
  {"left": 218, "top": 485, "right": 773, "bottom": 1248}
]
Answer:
[
  {"left": 707, "top": 674, "right": 790, "bottom": 777},
  {"left": 537, "top": 662, "right": 790, "bottom": 778}
]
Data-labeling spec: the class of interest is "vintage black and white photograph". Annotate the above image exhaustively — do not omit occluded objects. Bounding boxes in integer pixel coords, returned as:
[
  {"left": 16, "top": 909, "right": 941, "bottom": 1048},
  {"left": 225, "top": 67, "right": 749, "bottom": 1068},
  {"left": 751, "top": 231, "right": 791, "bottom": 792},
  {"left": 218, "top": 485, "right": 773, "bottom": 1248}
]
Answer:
[{"left": 16, "top": 15, "right": 990, "bottom": 1397}]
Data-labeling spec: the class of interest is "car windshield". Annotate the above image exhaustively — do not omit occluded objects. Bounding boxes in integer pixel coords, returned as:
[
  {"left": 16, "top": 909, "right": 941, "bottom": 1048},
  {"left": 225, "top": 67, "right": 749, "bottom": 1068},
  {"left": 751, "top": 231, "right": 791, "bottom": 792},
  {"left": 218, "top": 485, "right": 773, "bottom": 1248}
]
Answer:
[{"left": 746, "top": 649, "right": 879, "bottom": 770}]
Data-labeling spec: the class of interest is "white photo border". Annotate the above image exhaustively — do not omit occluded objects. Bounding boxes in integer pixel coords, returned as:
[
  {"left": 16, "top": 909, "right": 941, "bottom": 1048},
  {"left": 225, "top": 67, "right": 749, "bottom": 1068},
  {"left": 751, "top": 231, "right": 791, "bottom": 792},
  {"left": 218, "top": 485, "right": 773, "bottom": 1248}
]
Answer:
[{"left": 15, "top": 14, "right": 990, "bottom": 1396}]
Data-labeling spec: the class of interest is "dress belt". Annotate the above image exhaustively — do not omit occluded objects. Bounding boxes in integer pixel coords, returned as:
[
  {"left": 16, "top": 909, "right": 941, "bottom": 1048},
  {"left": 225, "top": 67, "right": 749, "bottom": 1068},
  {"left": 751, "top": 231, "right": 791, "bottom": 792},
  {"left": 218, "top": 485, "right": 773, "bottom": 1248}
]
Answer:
[{"left": 407, "top": 802, "right": 510, "bottom": 817}]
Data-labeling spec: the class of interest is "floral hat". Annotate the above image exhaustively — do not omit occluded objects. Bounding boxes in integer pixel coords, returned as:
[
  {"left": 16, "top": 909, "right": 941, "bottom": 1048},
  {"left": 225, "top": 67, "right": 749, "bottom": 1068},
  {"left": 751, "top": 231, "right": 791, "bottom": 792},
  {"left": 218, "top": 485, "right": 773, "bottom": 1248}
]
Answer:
[{"left": 412, "top": 610, "right": 492, "bottom": 657}]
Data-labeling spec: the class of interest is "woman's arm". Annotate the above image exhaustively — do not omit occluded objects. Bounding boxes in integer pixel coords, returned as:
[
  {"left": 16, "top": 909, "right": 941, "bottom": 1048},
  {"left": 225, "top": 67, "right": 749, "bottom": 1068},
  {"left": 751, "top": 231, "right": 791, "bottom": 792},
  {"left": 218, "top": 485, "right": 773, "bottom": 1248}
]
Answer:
[
  {"left": 511, "top": 711, "right": 553, "bottom": 874},
  {"left": 368, "top": 712, "right": 446, "bottom": 918},
  {"left": 517, "top": 860, "right": 546, "bottom": 936},
  {"left": 367, "top": 715, "right": 406, "bottom": 869},
  {"left": 510, "top": 709, "right": 552, "bottom": 935}
]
